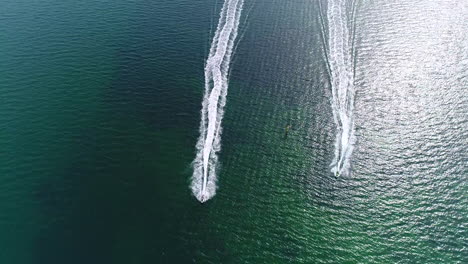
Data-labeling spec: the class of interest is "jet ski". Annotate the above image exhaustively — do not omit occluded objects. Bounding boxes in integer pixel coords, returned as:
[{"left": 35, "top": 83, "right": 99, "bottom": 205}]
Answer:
[{"left": 284, "top": 124, "right": 292, "bottom": 138}]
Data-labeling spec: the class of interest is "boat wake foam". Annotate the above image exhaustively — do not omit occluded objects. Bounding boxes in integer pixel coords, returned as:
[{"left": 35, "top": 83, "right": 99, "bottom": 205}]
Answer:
[
  {"left": 327, "top": 0, "right": 356, "bottom": 176},
  {"left": 191, "top": 0, "right": 244, "bottom": 202}
]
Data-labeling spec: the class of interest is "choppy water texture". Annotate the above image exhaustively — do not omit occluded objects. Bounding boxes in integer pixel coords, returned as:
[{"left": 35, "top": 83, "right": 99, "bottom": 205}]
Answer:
[{"left": 0, "top": 0, "right": 467, "bottom": 263}]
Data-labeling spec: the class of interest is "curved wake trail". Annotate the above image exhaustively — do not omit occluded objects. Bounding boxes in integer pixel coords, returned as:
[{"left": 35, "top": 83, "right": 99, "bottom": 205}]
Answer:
[
  {"left": 191, "top": 0, "right": 244, "bottom": 202},
  {"left": 327, "top": 0, "right": 356, "bottom": 176}
]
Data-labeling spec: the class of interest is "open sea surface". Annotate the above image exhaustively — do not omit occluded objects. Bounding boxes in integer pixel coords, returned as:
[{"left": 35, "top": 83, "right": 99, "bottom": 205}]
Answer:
[{"left": 1, "top": 0, "right": 467, "bottom": 263}]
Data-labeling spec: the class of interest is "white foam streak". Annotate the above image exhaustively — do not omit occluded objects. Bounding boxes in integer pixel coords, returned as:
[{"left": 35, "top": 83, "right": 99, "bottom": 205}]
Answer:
[
  {"left": 327, "top": 0, "right": 356, "bottom": 176},
  {"left": 191, "top": 0, "right": 244, "bottom": 202}
]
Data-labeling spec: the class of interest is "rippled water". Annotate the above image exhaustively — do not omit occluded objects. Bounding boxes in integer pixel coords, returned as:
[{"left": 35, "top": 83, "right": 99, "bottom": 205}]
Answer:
[{"left": 1, "top": 0, "right": 466, "bottom": 263}]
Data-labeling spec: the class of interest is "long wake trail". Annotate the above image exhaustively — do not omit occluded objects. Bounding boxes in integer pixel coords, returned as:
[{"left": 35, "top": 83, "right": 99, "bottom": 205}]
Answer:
[
  {"left": 191, "top": 0, "right": 244, "bottom": 202},
  {"left": 327, "top": 0, "right": 356, "bottom": 176}
]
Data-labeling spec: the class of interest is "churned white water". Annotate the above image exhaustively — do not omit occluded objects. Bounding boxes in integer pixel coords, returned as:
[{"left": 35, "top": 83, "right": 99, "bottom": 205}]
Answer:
[
  {"left": 191, "top": 0, "right": 244, "bottom": 202},
  {"left": 327, "top": 0, "right": 356, "bottom": 175}
]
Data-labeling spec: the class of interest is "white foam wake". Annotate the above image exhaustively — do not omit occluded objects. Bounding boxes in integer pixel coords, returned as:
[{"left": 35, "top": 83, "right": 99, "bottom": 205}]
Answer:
[
  {"left": 191, "top": 0, "right": 244, "bottom": 202},
  {"left": 327, "top": 0, "right": 356, "bottom": 176}
]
